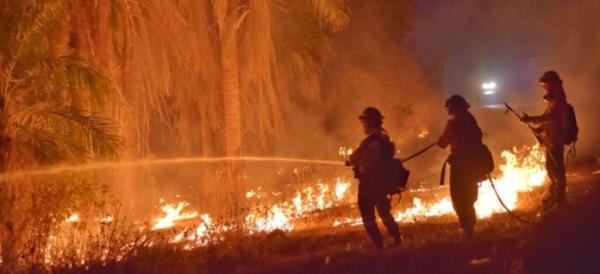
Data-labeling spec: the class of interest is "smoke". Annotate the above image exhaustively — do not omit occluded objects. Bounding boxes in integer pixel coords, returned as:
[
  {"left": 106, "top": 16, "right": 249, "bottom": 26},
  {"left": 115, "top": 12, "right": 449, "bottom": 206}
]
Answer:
[
  {"left": 275, "top": 0, "right": 600, "bottom": 186},
  {"left": 406, "top": 0, "right": 600, "bottom": 154},
  {"left": 277, "top": 1, "right": 443, "bottom": 165}
]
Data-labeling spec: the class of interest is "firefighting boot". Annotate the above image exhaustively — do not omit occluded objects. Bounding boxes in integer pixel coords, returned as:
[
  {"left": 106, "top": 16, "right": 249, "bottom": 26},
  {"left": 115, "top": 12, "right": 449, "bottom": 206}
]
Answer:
[
  {"left": 382, "top": 217, "right": 401, "bottom": 245},
  {"left": 368, "top": 232, "right": 384, "bottom": 249},
  {"left": 555, "top": 184, "right": 567, "bottom": 207},
  {"left": 364, "top": 224, "right": 384, "bottom": 249}
]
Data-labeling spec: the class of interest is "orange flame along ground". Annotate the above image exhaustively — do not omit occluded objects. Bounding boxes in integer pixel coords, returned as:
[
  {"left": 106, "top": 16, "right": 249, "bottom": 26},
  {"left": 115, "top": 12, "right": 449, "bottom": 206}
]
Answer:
[
  {"left": 40, "top": 144, "right": 547, "bottom": 265},
  {"left": 147, "top": 144, "right": 547, "bottom": 245}
]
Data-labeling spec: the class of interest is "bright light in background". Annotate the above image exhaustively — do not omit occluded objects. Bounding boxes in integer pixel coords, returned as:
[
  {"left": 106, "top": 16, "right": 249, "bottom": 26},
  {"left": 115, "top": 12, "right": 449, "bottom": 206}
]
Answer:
[
  {"left": 482, "top": 81, "right": 497, "bottom": 95},
  {"left": 482, "top": 81, "right": 496, "bottom": 90}
]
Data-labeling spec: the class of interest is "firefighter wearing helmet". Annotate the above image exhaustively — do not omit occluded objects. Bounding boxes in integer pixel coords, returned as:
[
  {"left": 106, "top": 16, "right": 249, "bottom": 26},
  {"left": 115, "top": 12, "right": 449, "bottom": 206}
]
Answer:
[
  {"left": 521, "top": 70, "right": 576, "bottom": 209},
  {"left": 437, "top": 95, "right": 484, "bottom": 238},
  {"left": 347, "top": 107, "right": 402, "bottom": 249}
]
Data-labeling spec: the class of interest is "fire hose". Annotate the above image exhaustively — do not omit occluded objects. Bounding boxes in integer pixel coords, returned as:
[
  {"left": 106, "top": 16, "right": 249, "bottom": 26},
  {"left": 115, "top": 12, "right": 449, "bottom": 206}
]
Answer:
[
  {"left": 492, "top": 102, "right": 558, "bottom": 224},
  {"left": 504, "top": 102, "right": 561, "bottom": 181},
  {"left": 504, "top": 102, "right": 568, "bottom": 208},
  {"left": 486, "top": 174, "right": 539, "bottom": 225},
  {"left": 355, "top": 138, "right": 541, "bottom": 225},
  {"left": 400, "top": 142, "right": 437, "bottom": 163},
  {"left": 438, "top": 159, "right": 538, "bottom": 225}
]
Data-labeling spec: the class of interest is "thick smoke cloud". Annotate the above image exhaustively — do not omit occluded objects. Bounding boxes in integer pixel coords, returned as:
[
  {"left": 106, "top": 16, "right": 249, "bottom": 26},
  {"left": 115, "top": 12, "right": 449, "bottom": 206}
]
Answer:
[
  {"left": 277, "top": 0, "right": 600, "bottom": 186},
  {"left": 272, "top": 1, "right": 444, "bottom": 186},
  {"left": 407, "top": 0, "right": 600, "bottom": 155},
  {"left": 279, "top": 1, "right": 440, "bottom": 149}
]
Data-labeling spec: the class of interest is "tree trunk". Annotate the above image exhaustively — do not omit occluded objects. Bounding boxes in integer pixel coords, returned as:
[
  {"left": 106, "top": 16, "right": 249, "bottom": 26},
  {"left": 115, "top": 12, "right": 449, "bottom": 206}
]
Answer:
[
  {"left": 222, "top": 28, "right": 242, "bottom": 159},
  {"left": 219, "top": 3, "right": 244, "bottom": 225}
]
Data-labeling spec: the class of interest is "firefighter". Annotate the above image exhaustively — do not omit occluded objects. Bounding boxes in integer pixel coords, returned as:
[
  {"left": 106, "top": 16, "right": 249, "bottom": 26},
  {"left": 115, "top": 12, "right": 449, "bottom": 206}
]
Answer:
[
  {"left": 438, "top": 95, "right": 483, "bottom": 238},
  {"left": 347, "top": 107, "right": 401, "bottom": 249},
  {"left": 520, "top": 71, "right": 570, "bottom": 208}
]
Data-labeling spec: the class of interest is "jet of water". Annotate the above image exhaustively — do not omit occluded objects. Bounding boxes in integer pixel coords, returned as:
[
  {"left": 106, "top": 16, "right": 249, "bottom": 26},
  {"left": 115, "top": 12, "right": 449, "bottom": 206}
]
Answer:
[{"left": 0, "top": 156, "right": 346, "bottom": 181}]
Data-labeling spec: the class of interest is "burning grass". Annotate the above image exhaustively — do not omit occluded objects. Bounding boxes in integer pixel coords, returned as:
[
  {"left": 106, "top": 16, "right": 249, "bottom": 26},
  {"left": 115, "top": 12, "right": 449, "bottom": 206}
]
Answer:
[
  {"left": 52, "top": 209, "right": 543, "bottom": 274},
  {"left": 5, "top": 144, "right": 550, "bottom": 272}
]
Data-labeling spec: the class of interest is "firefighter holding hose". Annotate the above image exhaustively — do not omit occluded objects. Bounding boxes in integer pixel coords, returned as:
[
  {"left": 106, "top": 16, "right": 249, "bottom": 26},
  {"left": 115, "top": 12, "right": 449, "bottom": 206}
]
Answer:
[
  {"left": 520, "top": 70, "right": 577, "bottom": 209},
  {"left": 437, "top": 95, "right": 486, "bottom": 238},
  {"left": 347, "top": 107, "right": 402, "bottom": 249}
]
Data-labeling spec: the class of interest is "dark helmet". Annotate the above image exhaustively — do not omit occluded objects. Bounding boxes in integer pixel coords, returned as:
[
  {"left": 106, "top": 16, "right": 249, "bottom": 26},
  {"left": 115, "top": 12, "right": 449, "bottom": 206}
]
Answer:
[
  {"left": 359, "top": 107, "right": 384, "bottom": 120},
  {"left": 538, "top": 70, "right": 562, "bottom": 84},
  {"left": 445, "top": 95, "right": 470, "bottom": 111}
]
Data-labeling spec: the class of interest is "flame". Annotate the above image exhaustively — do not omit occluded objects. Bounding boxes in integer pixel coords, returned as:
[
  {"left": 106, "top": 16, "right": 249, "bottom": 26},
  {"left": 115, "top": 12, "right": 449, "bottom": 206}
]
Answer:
[
  {"left": 195, "top": 214, "right": 212, "bottom": 238},
  {"left": 152, "top": 201, "right": 199, "bottom": 230},
  {"left": 42, "top": 144, "right": 549, "bottom": 264},
  {"left": 99, "top": 216, "right": 113, "bottom": 224},
  {"left": 335, "top": 144, "right": 547, "bottom": 226},
  {"left": 246, "top": 205, "right": 293, "bottom": 233},
  {"left": 243, "top": 179, "right": 352, "bottom": 233},
  {"left": 246, "top": 190, "right": 257, "bottom": 198},
  {"left": 334, "top": 179, "right": 351, "bottom": 200},
  {"left": 475, "top": 145, "right": 546, "bottom": 217},
  {"left": 143, "top": 145, "right": 549, "bottom": 251},
  {"left": 395, "top": 145, "right": 546, "bottom": 222},
  {"left": 338, "top": 146, "right": 354, "bottom": 157},
  {"left": 65, "top": 213, "right": 80, "bottom": 223},
  {"left": 396, "top": 197, "right": 454, "bottom": 222},
  {"left": 161, "top": 143, "right": 546, "bottom": 243}
]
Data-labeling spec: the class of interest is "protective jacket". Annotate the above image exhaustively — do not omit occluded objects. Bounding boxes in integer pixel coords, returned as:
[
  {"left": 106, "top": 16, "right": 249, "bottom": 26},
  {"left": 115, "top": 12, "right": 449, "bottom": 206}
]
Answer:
[
  {"left": 525, "top": 88, "right": 569, "bottom": 206},
  {"left": 438, "top": 110, "right": 484, "bottom": 234},
  {"left": 349, "top": 129, "right": 394, "bottom": 176},
  {"left": 437, "top": 111, "right": 483, "bottom": 166},
  {"left": 526, "top": 98, "right": 569, "bottom": 147},
  {"left": 349, "top": 128, "right": 401, "bottom": 248}
]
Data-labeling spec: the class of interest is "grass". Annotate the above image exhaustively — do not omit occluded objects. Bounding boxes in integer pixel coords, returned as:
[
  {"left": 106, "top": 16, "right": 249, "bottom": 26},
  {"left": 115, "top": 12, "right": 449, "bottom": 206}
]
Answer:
[
  {"left": 23, "top": 174, "right": 600, "bottom": 274},
  {"left": 46, "top": 207, "right": 537, "bottom": 274}
]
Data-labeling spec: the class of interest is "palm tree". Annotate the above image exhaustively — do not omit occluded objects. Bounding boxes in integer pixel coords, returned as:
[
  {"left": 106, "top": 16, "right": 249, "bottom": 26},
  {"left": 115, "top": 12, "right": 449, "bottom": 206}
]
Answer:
[
  {"left": 0, "top": 0, "right": 350, "bottom": 266},
  {"left": 56, "top": 0, "right": 351, "bottom": 218},
  {"left": 0, "top": 1, "right": 121, "bottom": 268},
  {"left": 0, "top": 1, "right": 121, "bottom": 164},
  {"left": 216, "top": 0, "right": 351, "bottom": 156},
  {"left": 210, "top": 0, "right": 350, "bottom": 217},
  {"left": 64, "top": 0, "right": 349, "bottom": 204}
]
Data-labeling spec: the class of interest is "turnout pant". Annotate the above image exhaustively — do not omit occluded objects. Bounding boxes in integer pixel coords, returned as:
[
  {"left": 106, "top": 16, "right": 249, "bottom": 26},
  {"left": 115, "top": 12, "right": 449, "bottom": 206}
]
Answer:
[
  {"left": 358, "top": 186, "right": 401, "bottom": 247},
  {"left": 545, "top": 145, "right": 566, "bottom": 204},
  {"left": 449, "top": 165, "right": 478, "bottom": 232}
]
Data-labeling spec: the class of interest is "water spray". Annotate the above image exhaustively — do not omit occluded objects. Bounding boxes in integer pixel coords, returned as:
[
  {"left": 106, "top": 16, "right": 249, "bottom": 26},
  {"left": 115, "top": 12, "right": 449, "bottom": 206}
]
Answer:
[
  {"left": 0, "top": 156, "right": 346, "bottom": 181},
  {"left": 0, "top": 142, "right": 442, "bottom": 182}
]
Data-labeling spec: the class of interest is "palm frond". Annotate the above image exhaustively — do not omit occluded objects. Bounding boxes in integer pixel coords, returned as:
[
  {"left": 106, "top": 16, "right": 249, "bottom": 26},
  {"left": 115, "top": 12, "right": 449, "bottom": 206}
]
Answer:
[
  {"left": 237, "top": 0, "right": 284, "bottom": 151},
  {"left": 108, "top": 0, "right": 223, "bottom": 156},
  {"left": 13, "top": 0, "right": 68, "bottom": 62},
  {"left": 273, "top": 1, "right": 332, "bottom": 101},
  {"left": 11, "top": 55, "right": 117, "bottom": 108},
  {"left": 309, "top": 0, "right": 351, "bottom": 32},
  {"left": 9, "top": 104, "right": 122, "bottom": 162}
]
